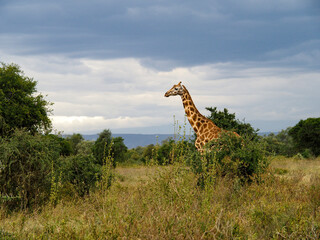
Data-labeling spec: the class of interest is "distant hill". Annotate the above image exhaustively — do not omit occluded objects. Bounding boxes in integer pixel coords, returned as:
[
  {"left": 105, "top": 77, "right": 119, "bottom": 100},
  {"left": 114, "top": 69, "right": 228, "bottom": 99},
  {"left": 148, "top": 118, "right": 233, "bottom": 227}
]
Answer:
[
  {"left": 81, "top": 131, "right": 275, "bottom": 149},
  {"left": 82, "top": 134, "right": 192, "bottom": 149}
]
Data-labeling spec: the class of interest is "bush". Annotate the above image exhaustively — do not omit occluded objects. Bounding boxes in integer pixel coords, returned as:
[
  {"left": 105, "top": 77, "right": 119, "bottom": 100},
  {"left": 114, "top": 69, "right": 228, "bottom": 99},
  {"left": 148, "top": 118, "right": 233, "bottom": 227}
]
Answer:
[
  {"left": 260, "top": 128, "right": 295, "bottom": 157},
  {"left": 47, "top": 134, "right": 73, "bottom": 156},
  {"left": 289, "top": 118, "right": 320, "bottom": 156},
  {"left": 66, "top": 133, "right": 84, "bottom": 155},
  {"left": 0, "top": 129, "right": 60, "bottom": 210},
  {"left": 93, "top": 129, "right": 128, "bottom": 166},
  {"left": 125, "top": 147, "right": 145, "bottom": 165},
  {"left": 157, "top": 138, "right": 175, "bottom": 165},
  {"left": 189, "top": 132, "right": 269, "bottom": 186},
  {"left": 58, "top": 154, "right": 101, "bottom": 197},
  {"left": 76, "top": 140, "right": 94, "bottom": 155},
  {"left": 142, "top": 144, "right": 155, "bottom": 163}
]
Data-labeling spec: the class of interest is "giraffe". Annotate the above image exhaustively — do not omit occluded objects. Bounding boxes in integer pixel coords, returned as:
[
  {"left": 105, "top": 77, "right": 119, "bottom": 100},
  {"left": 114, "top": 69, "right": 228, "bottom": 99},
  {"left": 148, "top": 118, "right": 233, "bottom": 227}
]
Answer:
[{"left": 164, "top": 82, "right": 235, "bottom": 152}]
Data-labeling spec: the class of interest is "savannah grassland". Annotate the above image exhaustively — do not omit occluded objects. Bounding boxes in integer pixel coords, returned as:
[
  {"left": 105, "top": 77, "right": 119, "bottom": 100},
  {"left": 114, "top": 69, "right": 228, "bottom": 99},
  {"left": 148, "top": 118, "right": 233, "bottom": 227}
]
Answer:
[{"left": 1, "top": 157, "right": 320, "bottom": 240}]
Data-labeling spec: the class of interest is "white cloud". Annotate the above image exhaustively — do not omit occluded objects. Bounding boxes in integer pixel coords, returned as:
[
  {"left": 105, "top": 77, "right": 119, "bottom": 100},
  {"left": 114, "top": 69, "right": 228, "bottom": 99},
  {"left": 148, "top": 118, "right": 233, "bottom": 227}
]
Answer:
[
  {"left": 51, "top": 116, "right": 168, "bottom": 134},
  {"left": 1, "top": 51, "right": 319, "bottom": 134}
]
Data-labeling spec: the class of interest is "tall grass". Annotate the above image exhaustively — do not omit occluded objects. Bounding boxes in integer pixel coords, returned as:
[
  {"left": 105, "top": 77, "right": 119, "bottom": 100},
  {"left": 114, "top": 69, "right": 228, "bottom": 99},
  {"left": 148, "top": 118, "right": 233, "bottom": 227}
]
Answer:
[{"left": 1, "top": 157, "right": 320, "bottom": 239}]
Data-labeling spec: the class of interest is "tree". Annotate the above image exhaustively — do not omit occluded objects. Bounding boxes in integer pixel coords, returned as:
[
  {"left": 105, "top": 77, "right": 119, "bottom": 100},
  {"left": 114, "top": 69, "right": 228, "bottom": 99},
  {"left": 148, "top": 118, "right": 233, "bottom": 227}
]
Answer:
[
  {"left": 66, "top": 133, "right": 85, "bottom": 155},
  {"left": 206, "top": 107, "right": 258, "bottom": 138},
  {"left": 93, "top": 129, "right": 112, "bottom": 165},
  {"left": 112, "top": 136, "right": 128, "bottom": 164},
  {"left": 93, "top": 129, "right": 128, "bottom": 166},
  {"left": 0, "top": 63, "right": 52, "bottom": 136},
  {"left": 141, "top": 144, "right": 155, "bottom": 163},
  {"left": 289, "top": 118, "right": 320, "bottom": 156}
]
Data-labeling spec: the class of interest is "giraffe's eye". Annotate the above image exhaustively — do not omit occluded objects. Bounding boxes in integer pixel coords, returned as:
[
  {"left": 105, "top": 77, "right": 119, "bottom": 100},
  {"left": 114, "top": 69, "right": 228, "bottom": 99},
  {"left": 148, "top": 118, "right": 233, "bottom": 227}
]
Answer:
[{"left": 174, "top": 87, "right": 179, "bottom": 90}]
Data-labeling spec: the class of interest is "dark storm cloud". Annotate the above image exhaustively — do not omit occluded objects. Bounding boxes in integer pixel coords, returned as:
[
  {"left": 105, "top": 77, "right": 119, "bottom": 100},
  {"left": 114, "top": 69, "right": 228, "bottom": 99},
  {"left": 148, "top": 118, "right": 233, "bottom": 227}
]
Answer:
[{"left": 1, "top": 0, "right": 319, "bottom": 67}]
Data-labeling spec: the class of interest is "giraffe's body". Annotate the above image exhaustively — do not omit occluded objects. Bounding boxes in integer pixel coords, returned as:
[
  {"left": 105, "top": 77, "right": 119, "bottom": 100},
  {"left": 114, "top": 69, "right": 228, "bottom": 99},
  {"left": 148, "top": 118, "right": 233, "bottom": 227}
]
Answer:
[{"left": 165, "top": 82, "right": 231, "bottom": 152}]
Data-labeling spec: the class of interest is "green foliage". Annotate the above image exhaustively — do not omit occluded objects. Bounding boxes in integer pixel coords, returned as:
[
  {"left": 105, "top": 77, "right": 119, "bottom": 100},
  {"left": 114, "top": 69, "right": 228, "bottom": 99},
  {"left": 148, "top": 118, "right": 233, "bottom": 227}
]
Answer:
[
  {"left": 212, "top": 132, "right": 269, "bottom": 181},
  {"left": 0, "top": 63, "right": 52, "bottom": 136},
  {"left": 76, "top": 140, "right": 94, "bottom": 155},
  {"left": 289, "top": 118, "right": 320, "bottom": 156},
  {"left": 93, "top": 129, "right": 112, "bottom": 165},
  {"left": 58, "top": 154, "right": 101, "bottom": 197},
  {"left": 260, "top": 128, "right": 295, "bottom": 157},
  {"left": 125, "top": 146, "right": 146, "bottom": 165},
  {"left": 99, "top": 140, "right": 115, "bottom": 191},
  {"left": 189, "top": 132, "right": 269, "bottom": 186},
  {"left": 93, "top": 129, "right": 127, "bottom": 166},
  {"left": 47, "top": 134, "right": 73, "bottom": 156},
  {"left": 0, "top": 229, "right": 16, "bottom": 240},
  {"left": 156, "top": 138, "right": 194, "bottom": 165},
  {"left": 0, "top": 129, "right": 60, "bottom": 210},
  {"left": 157, "top": 138, "right": 175, "bottom": 165},
  {"left": 142, "top": 144, "right": 155, "bottom": 163},
  {"left": 112, "top": 137, "right": 128, "bottom": 164},
  {"left": 66, "top": 133, "right": 84, "bottom": 155},
  {"left": 206, "top": 107, "right": 258, "bottom": 138}
]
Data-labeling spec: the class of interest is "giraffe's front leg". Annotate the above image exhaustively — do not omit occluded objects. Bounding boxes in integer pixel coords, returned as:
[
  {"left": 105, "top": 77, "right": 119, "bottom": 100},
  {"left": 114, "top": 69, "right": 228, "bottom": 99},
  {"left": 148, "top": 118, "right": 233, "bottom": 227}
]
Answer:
[{"left": 195, "top": 138, "right": 203, "bottom": 153}]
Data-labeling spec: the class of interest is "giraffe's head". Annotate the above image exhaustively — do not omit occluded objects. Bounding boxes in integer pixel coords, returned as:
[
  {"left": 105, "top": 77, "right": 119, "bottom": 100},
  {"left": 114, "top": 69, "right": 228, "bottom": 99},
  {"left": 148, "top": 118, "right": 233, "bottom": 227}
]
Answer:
[{"left": 164, "top": 82, "right": 185, "bottom": 97}]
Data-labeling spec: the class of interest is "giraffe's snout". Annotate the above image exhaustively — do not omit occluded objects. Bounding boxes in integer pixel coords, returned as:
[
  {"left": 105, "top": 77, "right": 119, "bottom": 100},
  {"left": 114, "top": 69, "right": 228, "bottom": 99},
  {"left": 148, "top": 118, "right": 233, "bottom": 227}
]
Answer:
[{"left": 164, "top": 91, "right": 170, "bottom": 97}]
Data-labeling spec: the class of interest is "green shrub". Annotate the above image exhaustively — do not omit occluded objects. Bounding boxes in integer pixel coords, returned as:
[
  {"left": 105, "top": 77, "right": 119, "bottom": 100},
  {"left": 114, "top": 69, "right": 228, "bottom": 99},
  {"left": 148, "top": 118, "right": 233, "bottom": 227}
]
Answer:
[
  {"left": 0, "top": 129, "right": 60, "bottom": 210},
  {"left": 157, "top": 138, "right": 175, "bottom": 165},
  {"left": 189, "top": 132, "right": 269, "bottom": 186},
  {"left": 93, "top": 129, "right": 127, "bottom": 166},
  {"left": 124, "top": 147, "right": 145, "bottom": 165},
  {"left": 289, "top": 118, "right": 320, "bottom": 156},
  {"left": 260, "top": 128, "right": 295, "bottom": 157},
  {"left": 58, "top": 154, "right": 101, "bottom": 197},
  {"left": 142, "top": 144, "right": 155, "bottom": 163},
  {"left": 66, "top": 133, "right": 84, "bottom": 155},
  {"left": 301, "top": 148, "right": 314, "bottom": 159},
  {"left": 47, "top": 134, "right": 73, "bottom": 156},
  {"left": 76, "top": 140, "right": 94, "bottom": 155}
]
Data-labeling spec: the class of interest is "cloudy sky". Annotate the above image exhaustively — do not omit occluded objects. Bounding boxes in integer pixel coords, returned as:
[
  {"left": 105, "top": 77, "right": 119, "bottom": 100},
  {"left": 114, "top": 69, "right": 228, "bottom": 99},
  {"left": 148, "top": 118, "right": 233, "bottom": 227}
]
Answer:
[{"left": 1, "top": 0, "right": 319, "bottom": 134}]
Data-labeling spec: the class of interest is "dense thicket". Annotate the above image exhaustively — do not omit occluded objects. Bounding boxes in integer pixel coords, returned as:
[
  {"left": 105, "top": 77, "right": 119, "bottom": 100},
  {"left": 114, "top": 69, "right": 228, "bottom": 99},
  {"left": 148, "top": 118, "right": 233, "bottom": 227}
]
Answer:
[{"left": 0, "top": 130, "right": 60, "bottom": 210}]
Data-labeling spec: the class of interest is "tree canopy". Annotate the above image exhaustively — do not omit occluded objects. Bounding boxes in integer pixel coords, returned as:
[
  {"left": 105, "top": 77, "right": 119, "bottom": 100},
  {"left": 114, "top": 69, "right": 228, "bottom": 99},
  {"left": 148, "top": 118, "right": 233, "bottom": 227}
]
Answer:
[
  {"left": 289, "top": 118, "right": 320, "bottom": 156},
  {"left": 0, "top": 63, "right": 52, "bottom": 136},
  {"left": 206, "top": 107, "right": 258, "bottom": 138},
  {"left": 93, "top": 129, "right": 128, "bottom": 166}
]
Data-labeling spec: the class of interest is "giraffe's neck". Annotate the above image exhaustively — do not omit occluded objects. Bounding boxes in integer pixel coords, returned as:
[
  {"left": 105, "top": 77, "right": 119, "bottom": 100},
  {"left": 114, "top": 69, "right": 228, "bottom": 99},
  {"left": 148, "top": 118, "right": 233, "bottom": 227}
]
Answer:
[{"left": 180, "top": 89, "right": 206, "bottom": 134}]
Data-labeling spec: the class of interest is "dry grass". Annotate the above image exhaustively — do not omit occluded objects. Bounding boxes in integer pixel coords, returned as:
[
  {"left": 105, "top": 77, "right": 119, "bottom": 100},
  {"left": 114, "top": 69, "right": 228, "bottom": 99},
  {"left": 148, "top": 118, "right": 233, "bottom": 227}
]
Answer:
[
  {"left": 271, "top": 156, "right": 320, "bottom": 184},
  {"left": 1, "top": 157, "right": 320, "bottom": 239}
]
